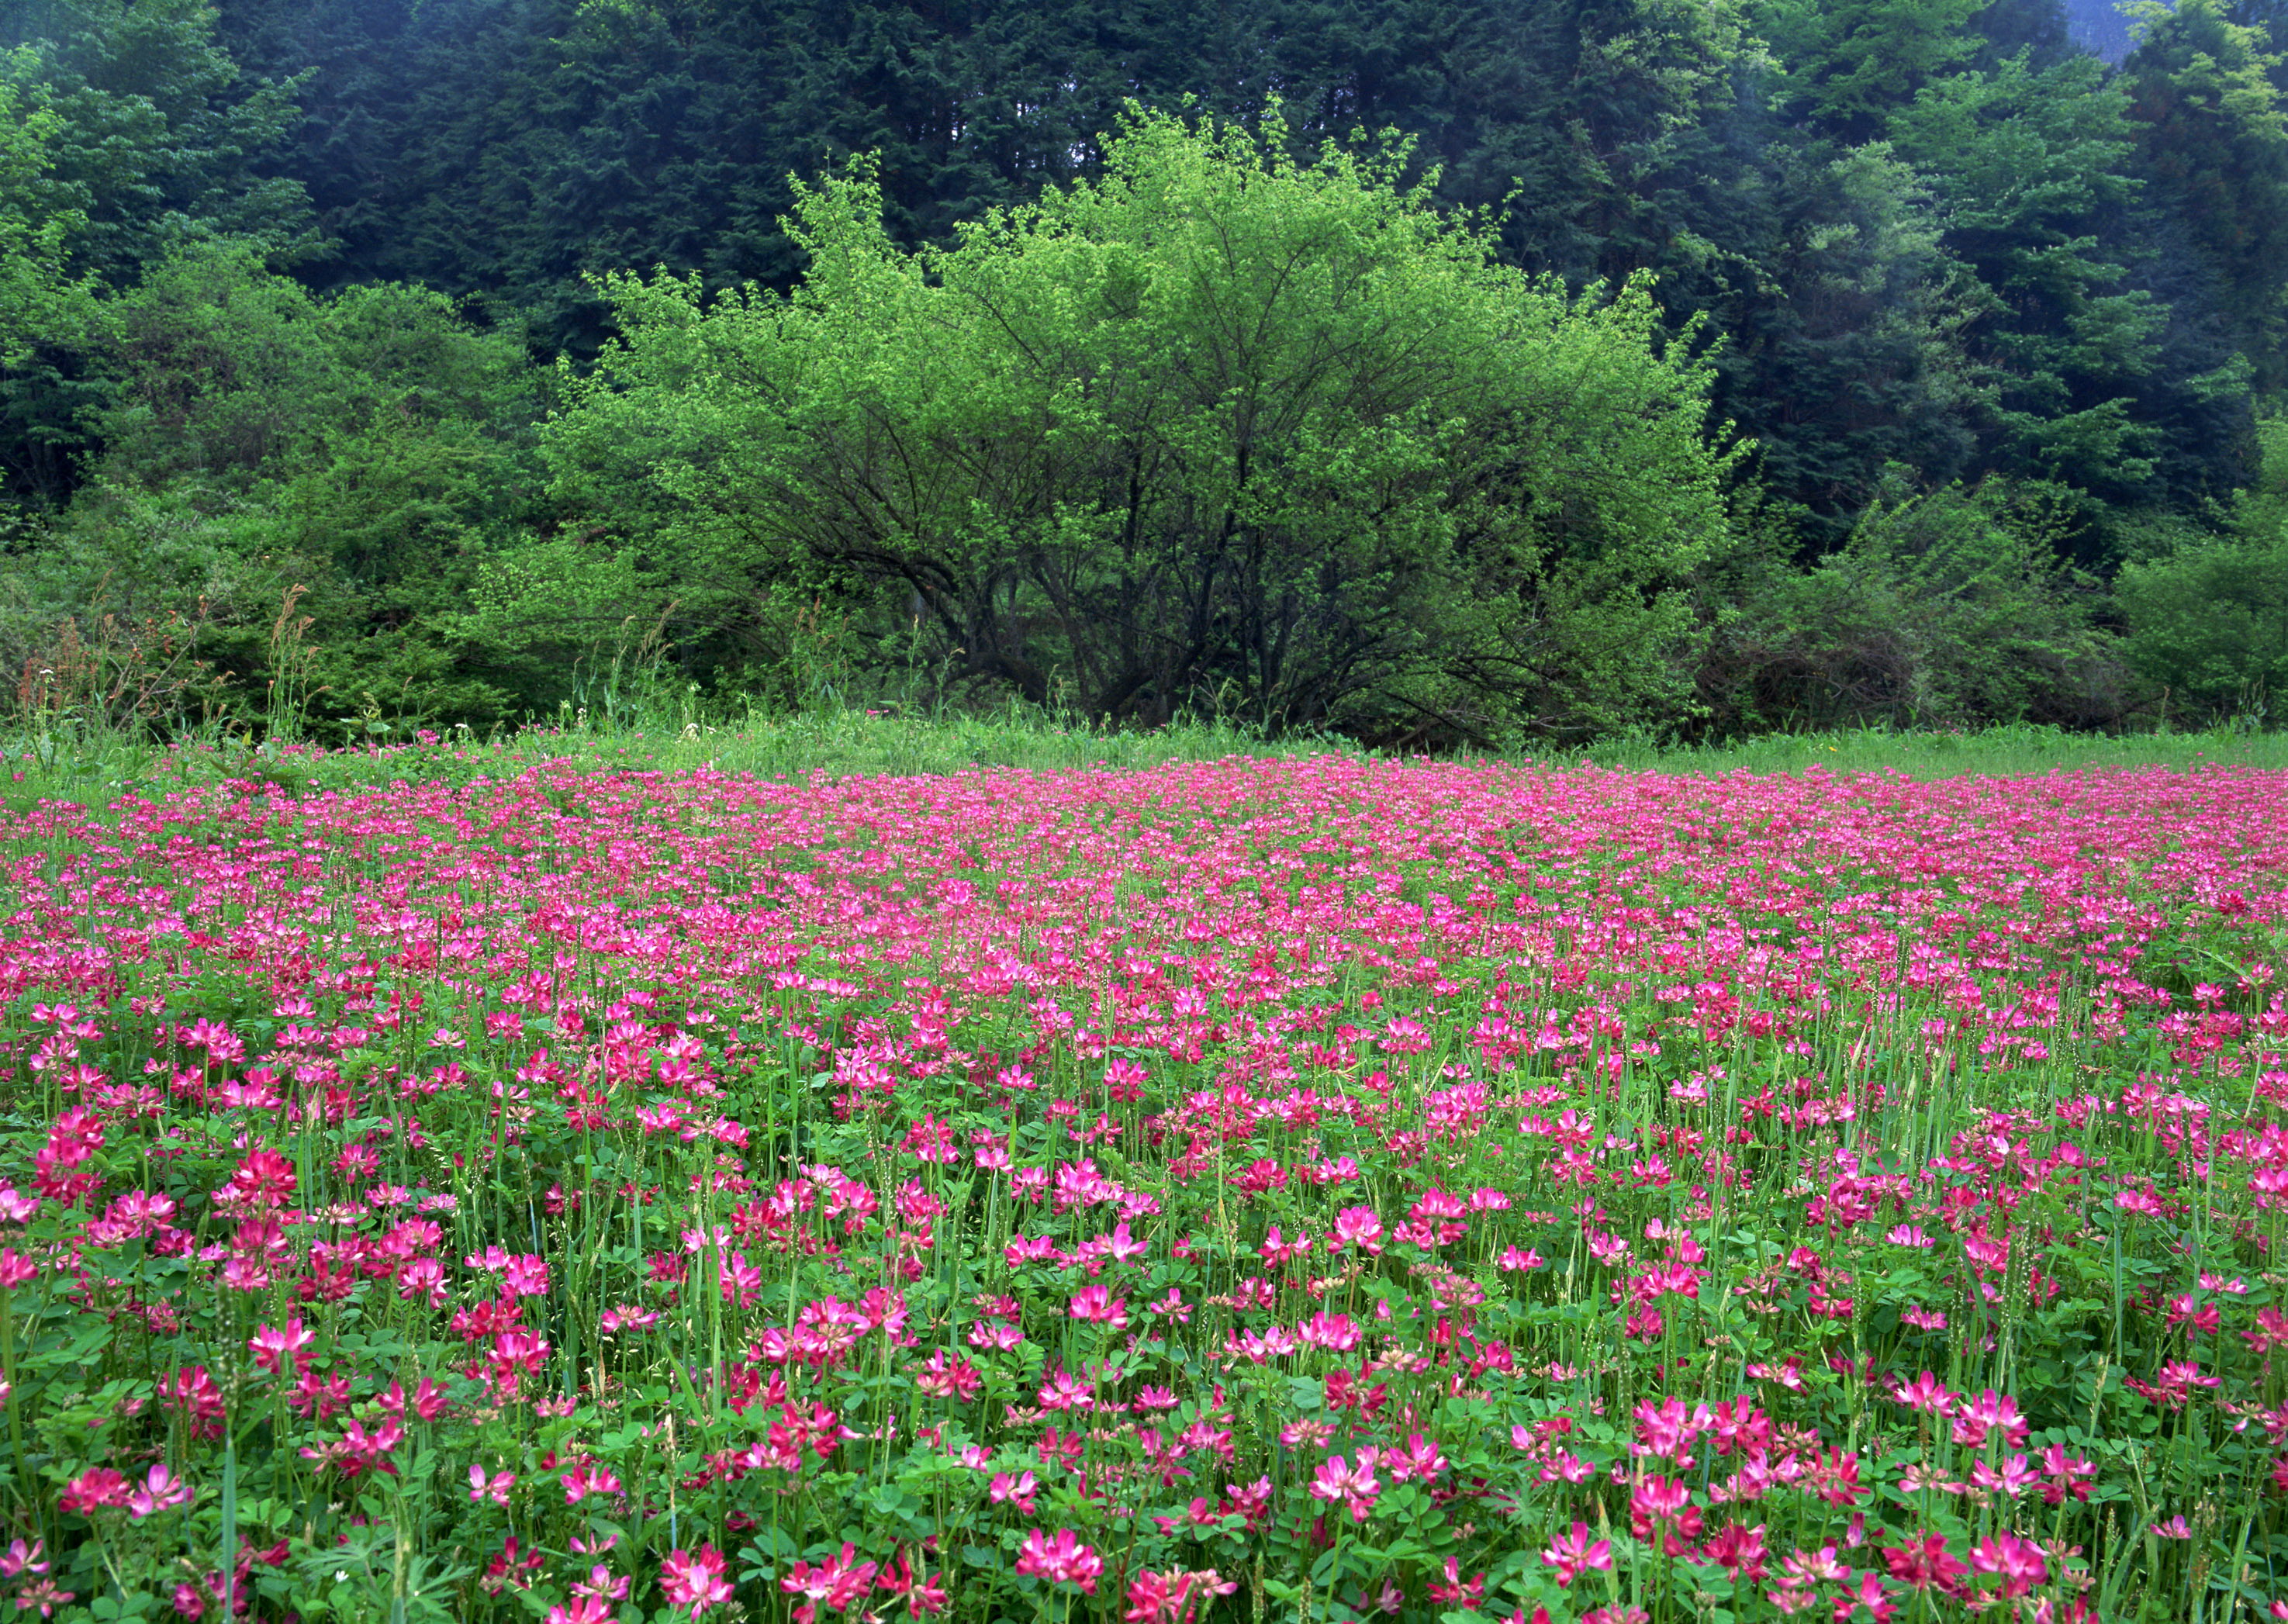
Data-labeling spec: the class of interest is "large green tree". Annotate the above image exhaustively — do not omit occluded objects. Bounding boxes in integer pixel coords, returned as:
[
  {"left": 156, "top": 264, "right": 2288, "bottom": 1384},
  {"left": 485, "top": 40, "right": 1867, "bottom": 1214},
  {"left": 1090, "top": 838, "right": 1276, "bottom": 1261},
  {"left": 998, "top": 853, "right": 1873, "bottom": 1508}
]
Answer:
[{"left": 543, "top": 110, "right": 1744, "bottom": 742}]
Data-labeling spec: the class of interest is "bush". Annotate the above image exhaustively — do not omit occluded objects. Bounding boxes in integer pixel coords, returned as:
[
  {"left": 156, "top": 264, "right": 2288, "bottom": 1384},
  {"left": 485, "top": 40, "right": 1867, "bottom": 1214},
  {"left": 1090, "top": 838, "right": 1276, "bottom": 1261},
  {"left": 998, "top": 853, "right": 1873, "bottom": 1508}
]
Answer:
[
  {"left": 2, "top": 244, "right": 552, "bottom": 739},
  {"left": 1695, "top": 475, "right": 2127, "bottom": 734},
  {"left": 2115, "top": 416, "right": 2288, "bottom": 727}
]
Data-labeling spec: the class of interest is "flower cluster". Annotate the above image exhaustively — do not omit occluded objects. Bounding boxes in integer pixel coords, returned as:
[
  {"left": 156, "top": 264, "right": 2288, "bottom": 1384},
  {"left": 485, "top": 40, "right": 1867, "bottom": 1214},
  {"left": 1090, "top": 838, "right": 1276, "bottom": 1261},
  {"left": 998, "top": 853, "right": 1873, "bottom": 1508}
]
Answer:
[{"left": 0, "top": 750, "right": 2283, "bottom": 1621}]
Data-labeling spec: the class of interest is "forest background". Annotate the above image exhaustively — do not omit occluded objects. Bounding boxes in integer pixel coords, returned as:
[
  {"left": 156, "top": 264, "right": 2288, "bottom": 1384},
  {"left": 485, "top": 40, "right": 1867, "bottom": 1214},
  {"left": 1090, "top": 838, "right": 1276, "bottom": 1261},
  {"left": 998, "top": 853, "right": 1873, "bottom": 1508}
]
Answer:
[{"left": 4, "top": 0, "right": 2288, "bottom": 751}]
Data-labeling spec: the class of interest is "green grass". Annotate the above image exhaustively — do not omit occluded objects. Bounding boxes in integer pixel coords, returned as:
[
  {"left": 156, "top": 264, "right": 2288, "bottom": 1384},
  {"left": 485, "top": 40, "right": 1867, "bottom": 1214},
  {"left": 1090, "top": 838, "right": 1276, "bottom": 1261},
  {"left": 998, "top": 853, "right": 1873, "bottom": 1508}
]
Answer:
[
  {"left": 4, "top": 707, "right": 2283, "bottom": 817},
  {"left": 1574, "top": 719, "right": 2288, "bottom": 777},
  {"left": 0, "top": 703, "right": 1354, "bottom": 812}
]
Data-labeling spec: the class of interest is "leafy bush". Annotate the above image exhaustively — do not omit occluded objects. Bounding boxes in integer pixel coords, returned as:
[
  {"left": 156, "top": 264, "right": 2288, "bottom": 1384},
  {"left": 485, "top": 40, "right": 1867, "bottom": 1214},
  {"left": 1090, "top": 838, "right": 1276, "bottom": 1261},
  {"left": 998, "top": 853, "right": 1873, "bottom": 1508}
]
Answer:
[
  {"left": 1, "top": 244, "right": 551, "bottom": 738},
  {"left": 1695, "top": 475, "right": 2127, "bottom": 734},
  {"left": 2116, "top": 416, "right": 2288, "bottom": 727}
]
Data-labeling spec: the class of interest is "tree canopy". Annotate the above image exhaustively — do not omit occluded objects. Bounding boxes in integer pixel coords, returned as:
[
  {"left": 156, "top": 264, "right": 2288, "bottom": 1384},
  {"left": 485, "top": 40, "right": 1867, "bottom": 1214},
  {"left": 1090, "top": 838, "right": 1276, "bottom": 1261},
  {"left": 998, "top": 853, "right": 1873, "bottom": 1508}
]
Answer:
[{"left": 544, "top": 112, "right": 1740, "bottom": 741}]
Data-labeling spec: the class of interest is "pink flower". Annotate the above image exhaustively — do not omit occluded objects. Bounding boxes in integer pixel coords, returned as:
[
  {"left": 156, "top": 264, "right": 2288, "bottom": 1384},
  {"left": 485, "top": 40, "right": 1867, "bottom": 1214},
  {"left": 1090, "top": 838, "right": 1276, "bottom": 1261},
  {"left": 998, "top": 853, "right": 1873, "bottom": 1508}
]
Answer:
[
  {"left": 59, "top": 1467, "right": 130, "bottom": 1516},
  {"left": 1426, "top": 1555, "right": 1484, "bottom": 1608},
  {"left": 661, "top": 1545, "right": 735, "bottom": 1619},
  {"left": 1015, "top": 1529, "right": 1104, "bottom": 1591},
  {"left": 1069, "top": 1284, "right": 1128, "bottom": 1328},
  {"left": 1308, "top": 1453, "right": 1380, "bottom": 1522},
  {"left": 989, "top": 1470, "right": 1039, "bottom": 1514},
  {"left": 1123, "top": 1568, "right": 1236, "bottom": 1624},
  {"left": 1540, "top": 1522, "right": 1612, "bottom": 1587},
  {"left": 572, "top": 1565, "right": 631, "bottom": 1602},
  {"left": 779, "top": 1543, "right": 877, "bottom": 1622},
  {"left": 12, "top": 1579, "right": 73, "bottom": 1619},
  {"left": 1969, "top": 1530, "right": 2048, "bottom": 1598},
  {"left": 1889, "top": 1370, "right": 1954, "bottom": 1414},
  {"left": 126, "top": 1464, "right": 192, "bottom": 1518},
  {"left": 1950, "top": 1390, "right": 2029, "bottom": 1449},
  {"left": 227, "top": 1149, "right": 297, "bottom": 1208},
  {"left": 247, "top": 1317, "right": 315, "bottom": 1375},
  {"left": 563, "top": 1463, "right": 622, "bottom": 1504},
  {"left": 1331, "top": 1206, "right": 1385, "bottom": 1254},
  {"left": 1388, "top": 1433, "right": 1447, "bottom": 1483}
]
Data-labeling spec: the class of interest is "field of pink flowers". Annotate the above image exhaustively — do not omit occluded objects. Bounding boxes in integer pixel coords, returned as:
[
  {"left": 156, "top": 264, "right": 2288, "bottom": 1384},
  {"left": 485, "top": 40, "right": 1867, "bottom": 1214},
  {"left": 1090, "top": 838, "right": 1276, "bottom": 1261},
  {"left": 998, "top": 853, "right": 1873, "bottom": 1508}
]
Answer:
[{"left": 2, "top": 752, "right": 2285, "bottom": 1624}]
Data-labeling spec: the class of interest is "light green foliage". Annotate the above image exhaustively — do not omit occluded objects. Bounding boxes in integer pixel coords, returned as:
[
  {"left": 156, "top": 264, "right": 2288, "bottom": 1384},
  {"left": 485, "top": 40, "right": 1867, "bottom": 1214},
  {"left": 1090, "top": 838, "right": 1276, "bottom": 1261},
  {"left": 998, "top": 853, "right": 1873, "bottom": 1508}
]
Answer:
[
  {"left": 0, "top": 0, "right": 316, "bottom": 283},
  {"left": 0, "top": 52, "right": 94, "bottom": 366},
  {"left": 545, "top": 109, "right": 1744, "bottom": 744},
  {"left": 2116, "top": 416, "right": 2288, "bottom": 726}
]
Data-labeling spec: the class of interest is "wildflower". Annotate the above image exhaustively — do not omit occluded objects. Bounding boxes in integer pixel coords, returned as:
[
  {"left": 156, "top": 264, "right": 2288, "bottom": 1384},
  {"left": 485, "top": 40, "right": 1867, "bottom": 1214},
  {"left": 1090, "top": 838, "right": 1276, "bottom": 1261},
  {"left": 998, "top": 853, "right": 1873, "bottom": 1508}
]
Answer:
[
  {"left": 571, "top": 1566, "right": 631, "bottom": 1602},
  {"left": 1968, "top": 1453, "right": 2041, "bottom": 1498},
  {"left": 989, "top": 1470, "right": 1039, "bottom": 1514},
  {"left": 1388, "top": 1432, "right": 1446, "bottom": 1484},
  {"left": 12, "top": 1580, "right": 73, "bottom": 1619},
  {"left": 1016, "top": 1529, "right": 1104, "bottom": 1591},
  {"left": 247, "top": 1317, "right": 316, "bottom": 1375},
  {"left": 1125, "top": 1568, "right": 1236, "bottom": 1624},
  {"left": 1882, "top": 1532, "right": 1968, "bottom": 1597},
  {"left": 1970, "top": 1530, "right": 2047, "bottom": 1597},
  {"left": 59, "top": 1467, "right": 130, "bottom": 1515},
  {"left": 1889, "top": 1370, "right": 1954, "bottom": 1413},
  {"left": 126, "top": 1464, "right": 192, "bottom": 1518},
  {"left": 1068, "top": 1284, "right": 1128, "bottom": 1328},
  {"left": 1426, "top": 1556, "right": 1484, "bottom": 1609},
  {"left": 563, "top": 1463, "right": 623, "bottom": 1504},
  {"left": 1950, "top": 1390, "right": 2030, "bottom": 1449},
  {"left": 469, "top": 1465, "right": 516, "bottom": 1505},
  {"left": 1308, "top": 1453, "right": 1380, "bottom": 1522},
  {"left": 2040, "top": 1443, "right": 2096, "bottom": 1505},
  {"left": 661, "top": 1545, "right": 736, "bottom": 1618},
  {"left": 1540, "top": 1521, "right": 1613, "bottom": 1587},
  {"left": 873, "top": 1550, "right": 951, "bottom": 1618},
  {"left": 1331, "top": 1206, "right": 1385, "bottom": 1254},
  {"left": 227, "top": 1149, "right": 298, "bottom": 1208}
]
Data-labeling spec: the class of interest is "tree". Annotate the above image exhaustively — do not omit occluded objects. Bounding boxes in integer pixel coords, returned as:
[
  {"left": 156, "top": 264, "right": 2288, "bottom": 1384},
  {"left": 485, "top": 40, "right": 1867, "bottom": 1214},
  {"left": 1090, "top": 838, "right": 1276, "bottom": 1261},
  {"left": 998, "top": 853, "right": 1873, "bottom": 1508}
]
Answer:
[
  {"left": 544, "top": 109, "right": 1744, "bottom": 743},
  {"left": 0, "top": 0, "right": 317, "bottom": 501},
  {"left": 0, "top": 0, "right": 316, "bottom": 284},
  {"left": 2120, "top": 0, "right": 2288, "bottom": 390},
  {"left": 1890, "top": 51, "right": 2172, "bottom": 508},
  {"left": 0, "top": 50, "right": 93, "bottom": 368},
  {"left": 2117, "top": 413, "right": 2288, "bottom": 723},
  {"left": 3, "top": 242, "right": 548, "bottom": 733}
]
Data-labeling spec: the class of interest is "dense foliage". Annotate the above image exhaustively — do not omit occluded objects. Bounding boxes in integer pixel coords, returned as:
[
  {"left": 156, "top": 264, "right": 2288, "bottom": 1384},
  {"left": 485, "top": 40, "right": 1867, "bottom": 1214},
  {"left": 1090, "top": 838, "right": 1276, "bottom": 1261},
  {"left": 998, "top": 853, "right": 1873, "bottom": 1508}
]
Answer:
[
  {"left": 545, "top": 117, "right": 1740, "bottom": 741},
  {"left": 1, "top": 748, "right": 2286, "bottom": 1622},
  {"left": 3, "top": 0, "right": 2288, "bottom": 743}
]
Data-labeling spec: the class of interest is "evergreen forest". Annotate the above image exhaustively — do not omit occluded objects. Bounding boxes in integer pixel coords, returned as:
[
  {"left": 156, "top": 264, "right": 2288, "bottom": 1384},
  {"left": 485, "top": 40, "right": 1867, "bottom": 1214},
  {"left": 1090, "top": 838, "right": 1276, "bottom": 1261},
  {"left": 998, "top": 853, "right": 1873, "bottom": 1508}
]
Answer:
[{"left": 5, "top": 0, "right": 2288, "bottom": 748}]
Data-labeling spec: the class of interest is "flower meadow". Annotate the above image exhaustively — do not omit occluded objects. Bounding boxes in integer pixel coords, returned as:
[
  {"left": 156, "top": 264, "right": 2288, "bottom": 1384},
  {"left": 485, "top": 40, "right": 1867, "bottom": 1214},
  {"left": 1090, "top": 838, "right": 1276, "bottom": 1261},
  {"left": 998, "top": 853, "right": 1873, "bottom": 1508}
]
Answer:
[{"left": 1, "top": 752, "right": 2286, "bottom": 1624}]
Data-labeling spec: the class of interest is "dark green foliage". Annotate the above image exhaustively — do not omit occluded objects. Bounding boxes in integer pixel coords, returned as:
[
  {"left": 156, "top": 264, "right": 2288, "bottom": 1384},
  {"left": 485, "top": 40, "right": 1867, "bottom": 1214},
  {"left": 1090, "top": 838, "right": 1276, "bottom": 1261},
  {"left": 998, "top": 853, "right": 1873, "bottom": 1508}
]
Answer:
[
  {"left": 5, "top": 0, "right": 2288, "bottom": 741},
  {"left": 2119, "top": 0, "right": 2288, "bottom": 392},
  {"left": 1696, "top": 474, "right": 2127, "bottom": 733},
  {"left": 1, "top": 244, "right": 549, "bottom": 734}
]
